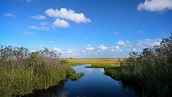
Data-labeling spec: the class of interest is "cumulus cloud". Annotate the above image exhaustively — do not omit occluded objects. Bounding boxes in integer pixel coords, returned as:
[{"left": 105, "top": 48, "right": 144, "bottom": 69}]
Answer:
[
  {"left": 54, "top": 48, "right": 80, "bottom": 57},
  {"left": 31, "top": 15, "right": 46, "bottom": 20},
  {"left": 85, "top": 46, "right": 95, "bottom": 51},
  {"left": 138, "top": 0, "right": 172, "bottom": 12},
  {"left": 117, "top": 41, "right": 126, "bottom": 46},
  {"left": 85, "top": 44, "right": 95, "bottom": 52},
  {"left": 45, "top": 8, "right": 91, "bottom": 23},
  {"left": 116, "top": 40, "right": 132, "bottom": 47},
  {"left": 23, "top": 31, "right": 34, "bottom": 35},
  {"left": 63, "top": 49, "right": 79, "bottom": 57},
  {"left": 111, "top": 46, "right": 122, "bottom": 52},
  {"left": 3, "top": 13, "right": 15, "bottom": 17},
  {"left": 98, "top": 45, "right": 108, "bottom": 50},
  {"left": 29, "top": 26, "right": 49, "bottom": 30},
  {"left": 137, "top": 38, "right": 162, "bottom": 48},
  {"left": 84, "top": 44, "right": 122, "bottom": 53},
  {"left": 52, "top": 18, "right": 70, "bottom": 28}
]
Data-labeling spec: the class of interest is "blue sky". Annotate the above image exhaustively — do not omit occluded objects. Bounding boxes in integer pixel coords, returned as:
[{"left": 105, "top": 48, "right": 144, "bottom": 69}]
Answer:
[{"left": 0, "top": 0, "right": 172, "bottom": 58}]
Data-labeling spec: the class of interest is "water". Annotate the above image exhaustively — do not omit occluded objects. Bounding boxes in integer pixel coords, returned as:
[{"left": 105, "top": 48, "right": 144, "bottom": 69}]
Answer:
[
  {"left": 26, "top": 64, "right": 139, "bottom": 97},
  {"left": 64, "top": 64, "right": 138, "bottom": 97}
]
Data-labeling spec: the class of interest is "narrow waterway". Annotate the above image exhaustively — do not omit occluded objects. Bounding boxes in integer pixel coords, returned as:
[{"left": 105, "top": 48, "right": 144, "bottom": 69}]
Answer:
[{"left": 25, "top": 64, "right": 139, "bottom": 97}]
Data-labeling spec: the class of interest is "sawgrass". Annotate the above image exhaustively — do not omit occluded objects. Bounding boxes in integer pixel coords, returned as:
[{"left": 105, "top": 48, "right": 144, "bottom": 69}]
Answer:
[
  {"left": 67, "top": 58, "right": 125, "bottom": 65},
  {"left": 0, "top": 65, "right": 74, "bottom": 97},
  {"left": 0, "top": 46, "right": 75, "bottom": 97}
]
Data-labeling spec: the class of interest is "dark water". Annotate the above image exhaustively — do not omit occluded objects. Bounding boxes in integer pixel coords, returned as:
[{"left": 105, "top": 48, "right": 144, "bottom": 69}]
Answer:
[{"left": 26, "top": 64, "right": 139, "bottom": 97}]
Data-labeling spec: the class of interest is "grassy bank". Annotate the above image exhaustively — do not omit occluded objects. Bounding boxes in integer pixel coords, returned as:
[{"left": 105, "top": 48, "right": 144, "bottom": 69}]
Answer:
[
  {"left": 85, "top": 63, "right": 119, "bottom": 68},
  {"left": 69, "top": 72, "right": 84, "bottom": 81},
  {"left": 0, "top": 46, "right": 74, "bottom": 97}
]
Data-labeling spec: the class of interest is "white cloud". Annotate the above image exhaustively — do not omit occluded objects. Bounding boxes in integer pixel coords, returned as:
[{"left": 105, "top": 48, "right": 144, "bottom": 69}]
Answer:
[
  {"left": 98, "top": 45, "right": 108, "bottom": 50},
  {"left": 54, "top": 47, "right": 62, "bottom": 53},
  {"left": 115, "top": 46, "right": 120, "bottom": 49},
  {"left": 64, "top": 49, "right": 75, "bottom": 54},
  {"left": 111, "top": 46, "right": 122, "bottom": 52},
  {"left": 137, "top": 38, "right": 162, "bottom": 48},
  {"left": 31, "top": 15, "right": 46, "bottom": 20},
  {"left": 45, "top": 8, "right": 91, "bottom": 23},
  {"left": 111, "top": 49, "right": 115, "bottom": 52},
  {"left": 133, "top": 48, "right": 136, "bottom": 51},
  {"left": 117, "top": 41, "right": 126, "bottom": 46},
  {"left": 50, "top": 44, "right": 128, "bottom": 58},
  {"left": 53, "top": 48, "right": 80, "bottom": 58},
  {"left": 3, "top": 13, "right": 15, "bottom": 17},
  {"left": 85, "top": 45, "right": 95, "bottom": 51},
  {"left": 63, "top": 49, "right": 79, "bottom": 57},
  {"left": 116, "top": 40, "right": 132, "bottom": 47},
  {"left": 23, "top": 31, "right": 34, "bottom": 35},
  {"left": 52, "top": 18, "right": 70, "bottom": 28},
  {"left": 29, "top": 26, "right": 49, "bottom": 30},
  {"left": 138, "top": 0, "right": 172, "bottom": 12}
]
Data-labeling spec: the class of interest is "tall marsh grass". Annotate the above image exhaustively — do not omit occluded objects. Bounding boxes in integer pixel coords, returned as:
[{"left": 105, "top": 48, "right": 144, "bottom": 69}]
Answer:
[
  {"left": 0, "top": 46, "right": 74, "bottom": 96},
  {"left": 105, "top": 33, "right": 172, "bottom": 97}
]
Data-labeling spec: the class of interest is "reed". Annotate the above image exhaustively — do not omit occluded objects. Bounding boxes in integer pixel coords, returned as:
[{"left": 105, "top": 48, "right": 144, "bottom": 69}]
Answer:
[
  {"left": 104, "top": 33, "right": 172, "bottom": 97},
  {"left": 81, "top": 33, "right": 172, "bottom": 97},
  {"left": 0, "top": 46, "right": 74, "bottom": 96}
]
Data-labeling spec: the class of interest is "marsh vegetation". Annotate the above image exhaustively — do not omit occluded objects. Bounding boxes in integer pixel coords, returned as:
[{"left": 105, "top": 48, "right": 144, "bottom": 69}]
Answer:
[
  {"left": 67, "top": 34, "right": 172, "bottom": 97},
  {"left": 0, "top": 46, "right": 77, "bottom": 96},
  {"left": 117, "top": 34, "right": 172, "bottom": 97},
  {"left": 1, "top": 34, "right": 171, "bottom": 97},
  {"left": 95, "top": 34, "right": 172, "bottom": 97}
]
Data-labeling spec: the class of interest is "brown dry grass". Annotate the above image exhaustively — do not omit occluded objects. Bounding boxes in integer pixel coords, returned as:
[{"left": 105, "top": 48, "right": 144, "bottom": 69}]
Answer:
[{"left": 66, "top": 58, "right": 125, "bottom": 64}]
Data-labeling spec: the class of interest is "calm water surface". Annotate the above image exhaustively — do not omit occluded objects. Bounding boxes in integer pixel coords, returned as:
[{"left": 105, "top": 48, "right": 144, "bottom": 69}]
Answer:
[{"left": 26, "top": 64, "right": 139, "bottom": 97}]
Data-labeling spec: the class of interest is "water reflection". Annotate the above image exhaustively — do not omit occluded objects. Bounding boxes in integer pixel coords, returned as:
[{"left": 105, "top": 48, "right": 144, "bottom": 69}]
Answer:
[
  {"left": 64, "top": 64, "right": 138, "bottom": 97},
  {"left": 23, "top": 64, "right": 139, "bottom": 97},
  {"left": 23, "top": 81, "right": 68, "bottom": 97}
]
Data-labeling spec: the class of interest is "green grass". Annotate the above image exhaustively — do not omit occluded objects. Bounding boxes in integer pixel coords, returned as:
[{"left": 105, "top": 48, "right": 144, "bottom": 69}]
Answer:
[
  {"left": 0, "top": 65, "right": 74, "bottom": 97},
  {"left": 69, "top": 72, "right": 84, "bottom": 81},
  {"left": 85, "top": 63, "right": 119, "bottom": 68},
  {"left": 0, "top": 46, "right": 77, "bottom": 97}
]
